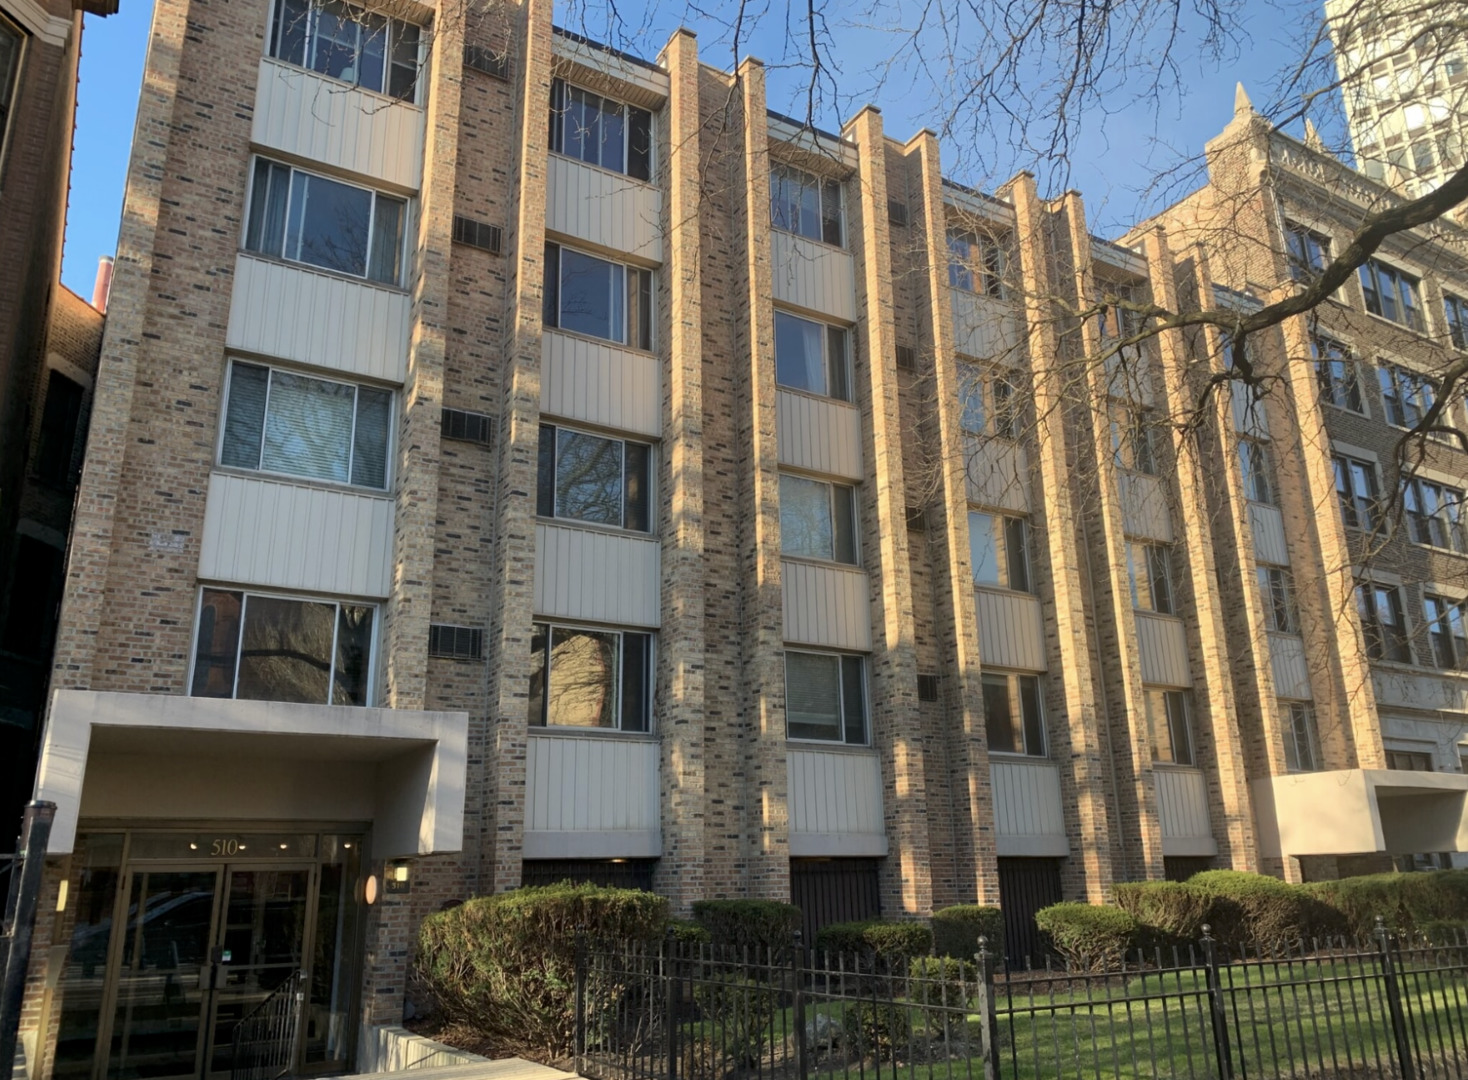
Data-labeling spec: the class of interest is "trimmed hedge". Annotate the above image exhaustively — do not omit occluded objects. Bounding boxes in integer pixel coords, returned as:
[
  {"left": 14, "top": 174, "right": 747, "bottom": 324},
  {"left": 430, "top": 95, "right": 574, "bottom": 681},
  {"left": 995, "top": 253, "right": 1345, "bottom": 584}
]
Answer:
[
  {"left": 1189, "top": 870, "right": 1339, "bottom": 953},
  {"left": 668, "top": 917, "right": 713, "bottom": 945},
  {"left": 1113, "top": 881, "right": 1214, "bottom": 945},
  {"left": 909, "top": 955, "right": 977, "bottom": 1008},
  {"left": 1305, "top": 869, "right": 1468, "bottom": 938},
  {"left": 691, "top": 899, "right": 802, "bottom": 951},
  {"left": 815, "top": 919, "right": 934, "bottom": 963},
  {"left": 1034, "top": 903, "right": 1137, "bottom": 971},
  {"left": 416, "top": 882, "right": 667, "bottom": 1059},
  {"left": 931, "top": 904, "right": 1005, "bottom": 963}
]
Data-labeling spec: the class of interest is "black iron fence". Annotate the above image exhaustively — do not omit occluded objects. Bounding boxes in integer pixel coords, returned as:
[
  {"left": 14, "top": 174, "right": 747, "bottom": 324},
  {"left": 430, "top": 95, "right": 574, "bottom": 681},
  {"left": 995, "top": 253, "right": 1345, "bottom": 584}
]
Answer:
[
  {"left": 230, "top": 969, "right": 304, "bottom": 1080},
  {"left": 573, "top": 923, "right": 1468, "bottom": 1080}
]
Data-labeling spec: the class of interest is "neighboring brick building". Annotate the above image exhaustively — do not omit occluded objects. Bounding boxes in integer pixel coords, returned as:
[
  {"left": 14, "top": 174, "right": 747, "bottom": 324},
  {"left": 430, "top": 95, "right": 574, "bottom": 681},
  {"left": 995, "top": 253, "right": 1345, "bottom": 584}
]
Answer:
[
  {"left": 0, "top": 0, "right": 115, "bottom": 848},
  {"left": 14, "top": 0, "right": 1468, "bottom": 1077}
]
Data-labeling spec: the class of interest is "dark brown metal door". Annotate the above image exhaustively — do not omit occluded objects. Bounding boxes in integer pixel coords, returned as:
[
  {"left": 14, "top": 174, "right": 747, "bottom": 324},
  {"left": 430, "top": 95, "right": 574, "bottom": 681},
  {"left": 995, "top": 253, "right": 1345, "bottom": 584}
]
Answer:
[
  {"left": 997, "top": 857, "right": 1063, "bottom": 969},
  {"left": 789, "top": 858, "right": 881, "bottom": 951}
]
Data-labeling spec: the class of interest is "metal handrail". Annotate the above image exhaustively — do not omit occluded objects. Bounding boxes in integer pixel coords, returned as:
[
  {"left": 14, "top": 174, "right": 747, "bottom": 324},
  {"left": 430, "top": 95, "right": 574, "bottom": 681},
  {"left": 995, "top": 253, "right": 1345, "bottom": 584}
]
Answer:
[{"left": 230, "top": 969, "right": 305, "bottom": 1080}]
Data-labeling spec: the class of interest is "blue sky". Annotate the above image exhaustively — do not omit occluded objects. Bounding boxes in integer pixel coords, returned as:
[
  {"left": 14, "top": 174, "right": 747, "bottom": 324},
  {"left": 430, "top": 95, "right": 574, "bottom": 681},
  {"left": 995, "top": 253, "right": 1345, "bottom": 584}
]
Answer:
[{"left": 60, "top": 0, "right": 1321, "bottom": 297}]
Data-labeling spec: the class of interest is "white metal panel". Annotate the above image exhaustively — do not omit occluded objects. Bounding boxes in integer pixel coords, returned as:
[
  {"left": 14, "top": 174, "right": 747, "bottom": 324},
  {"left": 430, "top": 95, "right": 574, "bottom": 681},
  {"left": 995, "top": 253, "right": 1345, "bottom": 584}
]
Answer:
[
  {"left": 252, "top": 58, "right": 425, "bottom": 190},
  {"left": 541, "top": 331, "right": 661, "bottom": 437},
  {"left": 1155, "top": 767, "right": 1218, "bottom": 856},
  {"left": 1249, "top": 503, "right": 1291, "bottom": 566},
  {"left": 1136, "top": 612, "right": 1192, "bottom": 687},
  {"left": 1119, "top": 472, "right": 1174, "bottom": 542},
  {"left": 546, "top": 154, "right": 663, "bottom": 262},
  {"left": 992, "top": 759, "right": 1069, "bottom": 856},
  {"left": 524, "top": 733, "right": 661, "bottom": 856},
  {"left": 1269, "top": 633, "right": 1313, "bottom": 700},
  {"left": 199, "top": 472, "right": 393, "bottom": 597},
  {"left": 781, "top": 560, "right": 872, "bottom": 650},
  {"left": 964, "top": 436, "right": 1030, "bottom": 512},
  {"left": 787, "top": 747, "right": 886, "bottom": 856},
  {"left": 227, "top": 255, "right": 411, "bottom": 383},
  {"left": 975, "top": 588, "right": 1047, "bottom": 672},
  {"left": 950, "top": 289, "right": 1021, "bottom": 362},
  {"left": 534, "top": 523, "right": 661, "bottom": 627},
  {"left": 776, "top": 390, "right": 863, "bottom": 481},
  {"left": 771, "top": 230, "right": 857, "bottom": 322}
]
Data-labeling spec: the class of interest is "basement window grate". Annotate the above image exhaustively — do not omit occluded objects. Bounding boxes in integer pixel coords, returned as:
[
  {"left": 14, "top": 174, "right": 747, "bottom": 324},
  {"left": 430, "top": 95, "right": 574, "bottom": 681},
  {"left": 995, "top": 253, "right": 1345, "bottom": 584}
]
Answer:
[
  {"left": 895, "top": 345, "right": 916, "bottom": 371},
  {"left": 452, "top": 215, "right": 503, "bottom": 255},
  {"left": 429, "top": 624, "right": 484, "bottom": 661},
  {"left": 905, "top": 506, "right": 927, "bottom": 531},
  {"left": 888, "top": 198, "right": 909, "bottom": 227},
  {"left": 917, "top": 674, "right": 940, "bottom": 702},
  {"left": 441, "top": 408, "right": 494, "bottom": 446},
  {"left": 463, "top": 44, "right": 511, "bottom": 80}
]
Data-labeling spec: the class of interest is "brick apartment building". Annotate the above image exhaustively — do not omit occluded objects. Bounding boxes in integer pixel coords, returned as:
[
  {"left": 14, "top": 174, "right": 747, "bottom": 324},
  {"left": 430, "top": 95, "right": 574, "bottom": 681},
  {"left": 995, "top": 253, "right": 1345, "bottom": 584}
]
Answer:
[{"left": 14, "top": 0, "right": 1468, "bottom": 1076}]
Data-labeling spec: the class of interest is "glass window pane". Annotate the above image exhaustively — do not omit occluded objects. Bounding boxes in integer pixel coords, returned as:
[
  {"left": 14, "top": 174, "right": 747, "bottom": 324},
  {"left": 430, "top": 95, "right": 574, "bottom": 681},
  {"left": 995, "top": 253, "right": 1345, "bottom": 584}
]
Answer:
[
  {"left": 959, "top": 365, "right": 985, "bottom": 432},
  {"left": 775, "top": 311, "right": 826, "bottom": 395},
  {"left": 287, "top": 171, "right": 372, "bottom": 277},
  {"left": 1168, "top": 693, "right": 1194, "bottom": 765},
  {"left": 841, "top": 655, "right": 866, "bottom": 744},
  {"left": 983, "top": 674, "right": 1017, "bottom": 753},
  {"left": 351, "top": 387, "right": 391, "bottom": 488},
  {"left": 192, "top": 589, "right": 243, "bottom": 697},
  {"left": 222, "top": 362, "right": 269, "bottom": 470},
  {"left": 536, "top": 424, "right": 555, "bottom": 516},
  {"left": 832, "top": 485, "right": 857, "bottom": 565},
  {"left": 260, "top": 371, "right": 356, "bottom": 483},
  {"left": 357, "top": 11, "right": 387, "bottom": 92},
  {"left": 309, "top": 0, "right": 361, "bottom": 82},
  {"left": 558, "top": 248, "right": 618, "bottom": 341},
  {"left": 627, "top": 106, "right": 652, "bottom": 181},
  {"left": 1148, "top": 545, "right": 1173, "bottom": 614},
  {"left": 388, "top": 20, "right": 419, "bottom": 100},
  {"left": 621, "top": 633, "right": 651, "bottom": 732},
  {"left": 624, "top": 441, "right": 650, "bottom": 532},
  {"left": 271, "top": 0, "right": 309, "bottom": 66},
  {"left": 546, "top": 626, "right": 618, "bottom": 727},
  {"left": 332, "top": 605, "right": 374, "bottom": 705},
  {"left": 1019, "top": 675, "right": 1045, "bottom": 756},
  {"left": 1005, "top": 517, "right": 1030, "bottom": 593},
  {"left": 529, "top": 623, "right": 548, "bottom": 724},
  {"left": 821, "top": 180, "right": 843, "bottom": 246},
  {"left": 245, "top": 160, "right": 290, "bottom": 258},
  {"left": 368, "top": 195, "right": 404, "bottom": 285},
  {"left": 1146, "top": 690, "right": 1172, "bottom": 762},
  {"left": 969, "top": 512, "right": 998, "bottom": 585},
  {"left": 786, "top": 652, "right": 841, "bottom": 740},
  {"left": 235, "top": 595, "right": 336, "bottom": 704},
  {"left": 599, "top": 97, "right": 625, "bottom": 174},
  {"left": 556, "top": 428, "right": 623, "bottom": 526},
  {"left": 826, "top": 325, "right": 849, "bottom": 401},
  {"left": 780, "top": 474, "right": 834, "bottom": 560},
  {"left": 798, "top": 179, "right": 821, "bottom": 241},
  {"left": 543, "top": 243, "right": 560, "bottom": 326}
]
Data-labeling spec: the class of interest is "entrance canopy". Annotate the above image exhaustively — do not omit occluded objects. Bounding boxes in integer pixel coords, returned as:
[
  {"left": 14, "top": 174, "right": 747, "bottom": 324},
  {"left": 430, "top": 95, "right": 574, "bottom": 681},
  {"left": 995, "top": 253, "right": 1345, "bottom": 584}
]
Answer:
[
  {"left": 36, "top": 689, "right": 468, "bottom": 857},
  {"left": 1254, "top": 768, "right": 1468, "bottom": 858}
]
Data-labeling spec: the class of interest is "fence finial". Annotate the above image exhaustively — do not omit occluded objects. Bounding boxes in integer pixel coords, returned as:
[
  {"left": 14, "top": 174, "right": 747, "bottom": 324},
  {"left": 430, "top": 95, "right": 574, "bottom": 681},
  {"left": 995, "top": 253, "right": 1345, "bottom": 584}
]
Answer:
[
  {"left": 1201, "top": 923, "right": 1214, "bottom": 942},
  {"left": 976, "top": 934, "right": 991, "bottom": 964}
]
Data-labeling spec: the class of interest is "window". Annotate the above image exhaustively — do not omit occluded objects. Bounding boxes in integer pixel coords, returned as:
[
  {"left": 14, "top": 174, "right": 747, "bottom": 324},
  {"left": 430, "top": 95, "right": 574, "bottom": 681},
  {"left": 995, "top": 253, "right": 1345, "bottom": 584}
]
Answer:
[
  {"left": 0, "top": 20, "right": 20, "bottom": 173},
  {"left": 784, "top": 651, "right": 867, "bottom": 744},
  {"left": 969, "top": 511, "right": 1031, "bottom": 592},
  {"left": 1146, "top": 688, "right": 1195, "bottom": 765},
  {"left": 1096, "top": 284, "right": 1147, "bottom": 340},
  {"left": 549, "top": 78, "right": 653, "bottom": 181},
  {"left": 1358, "top": 259, "right": 1423, "bottom": 330},
  {"left": 1237, "top": 436, "right": 1275, "bottom": 504},
  {"left": 1110, "top": 404, "right": 1158, "bottom": 474},
  {"left": 543, "top": 243, "right": 653, "bottom": 350},
  {"left": 982, "top": 672, "right": 1046, "bottom": 756},
  {"left": 1445, "top": 293, "right": 1468, "bottom": 350},
  {"left": 774, "top": 311, "right": 850, "bottom": 401},
  {"left": 1356, "top": 584, "right": 1412, "bottom": 663},
  {"left": 1285, "top": 223, "right": 1330, "bottom": 281},
  {"left": 1257, "top": 565, "right": 1297, "bottom": 633},
  {"left": 537, "top": 424, "right": 652, "bottom": 532},
  {"left": 269, "top": 0, "right": 420, "bottom": 101},
  {"left": 1378, "top": 363, "right": 1438, "bottom": 428},
  {"left": 779, "top": 473, "right": 858, "bottom": 564},
  {"left": 1127, "top": 541, "right": 1174, "bottom": 615},
  {"left": 1404, "top": 477, "right": 1465, "bottom": 551},
  {"left": 957, "top": 364, "right": 1020, "bottom": 438},
  {"left": 191, "top": 589, "right": 375, "bottom": 705},
  {"left": 1386, "top": 749, "right": 1433, "bottom": 771},
  {"left": 245, "top": 159, "right": 406, "bottom": 285},
  {"left": 1282, "top": 702, "right": 1322, "bottom": 772},
  {"left": 1312, "top": 336, "right": 1364, "bottom": 412},
  {"left": 35, "top": 372, "right": 85, "bottom": 486},
  {"left": 221, "top": 362, "right": 392, "bottom": 489},
  {"left": 1424, "top": 595, "right": 1468, "bottom": 670},
  {"left": 1333, "top": 456, "right": 1379, "bottom": 531},
  {"left": 770, "top": 164, "right": 843, "bottom": 246},
  {"left": 947, "top": 229, "right": 1007, "bottom": 298},
  {"left": 529, "top": 622, "right": 652, "bottom": 732}
]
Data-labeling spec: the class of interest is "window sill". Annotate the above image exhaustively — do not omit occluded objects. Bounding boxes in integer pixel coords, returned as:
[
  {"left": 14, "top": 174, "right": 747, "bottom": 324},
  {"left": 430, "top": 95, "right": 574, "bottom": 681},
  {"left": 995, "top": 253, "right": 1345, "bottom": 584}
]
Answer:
[
  {"left": 262, "top": 55, "right": 424, "bottom": 112},
  {"left": 1151, "top": 761, "right": 1202, "bottom": 772},
  {"left": 1319, "top": 401, "right": 1370, "bottom": 418},
  {"left": 770, "top": 226, "right": 849, "bottom": 255},
  {"left": 1133, "top": 608, "right": 1183, "bottom": 622},
  {"left": 779, "top": 554, "right": 864, "bottom": 573},
  {"left": 774, "top": 382, "right": 857, "bottom": 408},
  {"left": 211, "top": 466, "right": 393, "bottom": 501},
  {"left": 785, "top": 738, "right": 875, "bottom": 753},
  {"left": 1407, "top": 538, "right": 1468, "bottom": 559},
  {"left": 237, "top": 250, "right": 409, "bottom": 296},
  {"left": 1362, "top": 308, "right": 1429, "bottom": 338},
  {"left": 549, "top": 150, "right": 656, "bottom": 190},
  {"left": 987, "top": 751, "right": 1050, "bottom": 763},
  {"left": 535, "top": 515, "right": 656, "bottom": 541},
  {"left": 973, "top": 583, "right": 1036, "bottom": 599},
  {"left": 950, "top": 284, "right": 1011, "bottom": 304},
  {"left": 529, "top": 725, "right": 658, "bottom": 742},
  {"left": 542, "top": 324, "right": 657, "bottom": 358}
]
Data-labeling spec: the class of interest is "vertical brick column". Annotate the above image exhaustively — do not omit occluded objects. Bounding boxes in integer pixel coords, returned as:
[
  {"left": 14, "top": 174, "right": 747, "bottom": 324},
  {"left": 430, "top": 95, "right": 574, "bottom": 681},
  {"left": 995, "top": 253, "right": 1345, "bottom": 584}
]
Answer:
[
  {"left": 482, "top": 0, "right": 556, "bottom": 893},
  {"left": 735, "top": 60, "right": 791, "bottom": 901},
  {"left": 843, "top": 107, "right": 932, "bottom": 918},
  {"left": 1140, "top": 226, "right": 1258, "bottom": 871},
  {"left": 905, "top": 131, "right": 998, "bottom": 904},
  {"left": 651, "top": 28, "right": 707, "bottom": 912},
  {"left": 1011, "top": 183, "right": 1116, "bottom": 902}
]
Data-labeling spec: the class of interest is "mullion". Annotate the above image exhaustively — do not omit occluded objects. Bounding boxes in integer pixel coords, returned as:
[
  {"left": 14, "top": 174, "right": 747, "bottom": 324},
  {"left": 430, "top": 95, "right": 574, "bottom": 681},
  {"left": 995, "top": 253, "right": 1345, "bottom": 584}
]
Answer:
[
  {"left": 327, "top": 600, "right": 342, "bottom": 702},
  {"left": 345, "top": 384, "right": 359, "bottom": 485}
]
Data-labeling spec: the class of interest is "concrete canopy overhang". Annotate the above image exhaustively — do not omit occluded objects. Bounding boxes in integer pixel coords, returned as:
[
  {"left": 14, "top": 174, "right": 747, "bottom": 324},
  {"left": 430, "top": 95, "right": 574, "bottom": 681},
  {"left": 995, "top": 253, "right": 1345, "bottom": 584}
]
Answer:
[
  {"left": 36, "top": 689, "right": 468, "bottom": 858},
  {"left": 1253, "top": 768, "right": 1468, "bottom": 859}
]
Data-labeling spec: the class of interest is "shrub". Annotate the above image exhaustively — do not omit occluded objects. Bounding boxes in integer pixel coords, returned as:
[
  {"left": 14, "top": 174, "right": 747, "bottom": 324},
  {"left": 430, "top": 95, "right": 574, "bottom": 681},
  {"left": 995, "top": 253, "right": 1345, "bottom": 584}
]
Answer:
[
  {"left": 415, "top": 882, "right": 668, "bottom": 1059},
  {"left": 1307, "top": 869, "right": 1468, "bottom": 938},
  {"left": 931, "top": 904, "right": 1005, "bottom": 964},
  {"left": 694, "top": 975, "right": 778, "bottom": 1067},
  {"left": 842, "top": 1000, "right": 911, "bottom": 1060},
  {"left": 908, "top": 955, "right": 976, "bottom": 1008},
  {"left": 815, "top": 920, "right": 934, "bottom": 964},
  {"left": 1188, "top": 870, "right": 1329, "bottom": 954},
  {"left": 692, "top": 899, "right": 801, "bottom": 952},
  {"left": 1034, "top": 903, "right": 1137, "bottom": 971},
  {"left": 1113, "top": 881, "right": 1214, "bottom": 945},
  {"left": 669, "top": 917, "right": 712, "bottom": 945},
  {"left": 1402, "top": 869, "right": 1468, "bottom": 926}
]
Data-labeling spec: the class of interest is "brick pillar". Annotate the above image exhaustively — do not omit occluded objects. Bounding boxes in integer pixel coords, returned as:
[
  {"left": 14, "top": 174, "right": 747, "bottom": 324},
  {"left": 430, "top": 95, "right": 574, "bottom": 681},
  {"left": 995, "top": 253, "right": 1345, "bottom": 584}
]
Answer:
[
  {"left": 735, "top": 60, "right": 791, "bottom": 901},
  {"left": 905, "top": 131, "right": 999, "bottom": 904},
  {"left": 843, "top": 106, "right": 932, "bottom": 918},
  {"left": 651, "top": 28, "right": 707, "bottom": 913},
  {"left": 482, "top": 0, "right": 555, "bottom": 893},
  {"left": 1011, "top": 183, "right": 1116, "bottom": 903}
]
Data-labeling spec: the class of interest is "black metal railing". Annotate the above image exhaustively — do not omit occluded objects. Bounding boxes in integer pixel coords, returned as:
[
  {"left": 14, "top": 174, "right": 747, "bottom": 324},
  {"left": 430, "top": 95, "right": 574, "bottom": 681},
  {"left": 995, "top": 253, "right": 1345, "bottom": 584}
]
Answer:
[
  {"left": 574, "top": 921, "right": 1468, "bottom": 1080},
  {"left": 231, "top": 969, "right": 305, "bottom": 1080}
]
